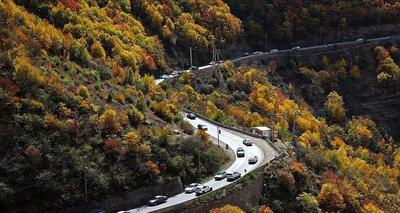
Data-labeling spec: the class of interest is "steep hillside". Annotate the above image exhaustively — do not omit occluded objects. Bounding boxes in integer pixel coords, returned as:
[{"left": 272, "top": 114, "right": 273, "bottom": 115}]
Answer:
[{"left": 0, "top": 1, "right": 232, "bottom": 212}]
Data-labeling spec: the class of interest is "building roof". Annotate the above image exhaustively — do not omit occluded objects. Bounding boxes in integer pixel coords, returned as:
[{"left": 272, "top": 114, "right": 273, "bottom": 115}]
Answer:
[{"left": 252, "top": 126, "right": 271, "bottom": 131}]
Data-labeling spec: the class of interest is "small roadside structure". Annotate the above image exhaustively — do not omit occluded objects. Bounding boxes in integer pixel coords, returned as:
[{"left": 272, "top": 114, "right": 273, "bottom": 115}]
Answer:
[{"left": 251, "top": 126, "right": 271, "bottom": 138}]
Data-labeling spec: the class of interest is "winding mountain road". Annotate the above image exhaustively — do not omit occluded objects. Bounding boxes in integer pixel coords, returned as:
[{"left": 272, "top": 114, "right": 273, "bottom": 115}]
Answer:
[{"left": 119, "top": 113, "right": 279, "bottom": 213}]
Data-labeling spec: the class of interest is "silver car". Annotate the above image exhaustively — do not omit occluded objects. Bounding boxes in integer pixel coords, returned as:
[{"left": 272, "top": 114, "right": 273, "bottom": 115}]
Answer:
[
  {"left": 243, "top": 139, "right": 253, "bottom": 146},
  {"left": 226, "top": 171, "right": 241, "bottom": 181},
  {"left": 214, "top": 171, "right": 227, "bottom": 180},
  {"left": 236, "top": 147, "right": 245, "bottom": 158},
  {"left": 292, "top": 46, "right": 300, "bottom": 50},
  {"left": 248, "top": 154, "right": 258, "bottom": 164},
  {"left": 194, "top": 184, "right": 212, "bottom": 196},
  {"left": 147, "top": 195, "right": 167, "bottom": 206},
  {"left": 185, "top": 183, "right": 200, "bottom": 193}
]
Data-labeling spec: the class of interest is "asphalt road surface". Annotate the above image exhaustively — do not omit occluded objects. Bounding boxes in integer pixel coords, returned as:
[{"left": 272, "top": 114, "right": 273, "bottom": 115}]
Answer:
[{"left": 119, "top": 113, "right": 273, "bottom": 213}]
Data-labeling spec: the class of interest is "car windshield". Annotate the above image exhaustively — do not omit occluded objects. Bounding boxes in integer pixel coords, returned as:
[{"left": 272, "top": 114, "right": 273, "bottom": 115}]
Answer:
[{"left": 188, "top": 183, "right": 197, "bottom": 187}]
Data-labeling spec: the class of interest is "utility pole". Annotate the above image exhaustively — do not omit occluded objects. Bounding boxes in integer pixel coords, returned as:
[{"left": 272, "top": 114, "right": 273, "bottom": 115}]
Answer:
[
  {"left": 212, "top": 48, "right": 215, "bottom": 63},
  {"left": 198, "top": 139, "right": 201, "bottom": 179},
  {"left": 190, "top": 46, "right": 193, "bottom": 67},
  {"left": 194, "top": 47, "right": 197, "bottom": 66},
  {"left": 265, "top": 33, "right": 268, "bottom": 52},
  {"left": 84, "top": 166, "right": 88, "bottom": 201},
  {"left": 291, "top": 113, "right": 297, "bottom": 147},
  {"left": 270, "top": 114, "right": 276, "bottom": 143},
  {"left": 217, "top": 49, "right": 221, "bottom": 62},
  {"left": 217, "top": 126, "right": 221, "bottom": 147}
]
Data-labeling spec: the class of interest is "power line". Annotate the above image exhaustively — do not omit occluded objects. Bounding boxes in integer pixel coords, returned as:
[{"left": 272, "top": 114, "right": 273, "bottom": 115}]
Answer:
[{"left": 310, "top": 96, "right": 400, "bottom": 115}]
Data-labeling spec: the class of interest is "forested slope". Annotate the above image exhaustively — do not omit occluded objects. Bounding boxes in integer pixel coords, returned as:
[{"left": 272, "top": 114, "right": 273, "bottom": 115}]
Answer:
[
  {"left": 226, "top": 0, "right": 400, "bottom": 47},
  {"left": 0, "top": 0, "right": 234, "bottom": 211}
]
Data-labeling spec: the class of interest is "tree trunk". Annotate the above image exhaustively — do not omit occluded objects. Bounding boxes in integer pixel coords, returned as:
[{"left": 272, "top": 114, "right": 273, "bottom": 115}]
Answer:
[{"left": 130, "top": 0, "right": 144, "bottom": 17}]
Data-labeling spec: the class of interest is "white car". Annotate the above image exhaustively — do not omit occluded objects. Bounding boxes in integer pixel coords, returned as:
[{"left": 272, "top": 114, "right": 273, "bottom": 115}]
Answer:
[
  {"left": 226, "top": 171, "right": 241, "bottom": 181},
  {"left": 270, "top": 49, "right": 278, "bottom": 52},
  {"left": 185, "top": 183, "right": 201, "bottom": 193},
  {"left": 160, "top": 74, "right": 169, "bottom": 79},
  {"left": 292, "top": 46, "right": 300, "bottom": 50},
  {"left": 194, "top": 184, "right": 212, "bottom": 196},
  {"left": 186, "top": 113, "right": 196, "bottom": 120},
  {"left": 189, "top": 66, "right": 199, "bottom": 70},
  {"left": 248, "top": 154, "right": 258, "bottom": 164},
  {"left": 243, "top": 139, "right": 253, "bottom": 146}
]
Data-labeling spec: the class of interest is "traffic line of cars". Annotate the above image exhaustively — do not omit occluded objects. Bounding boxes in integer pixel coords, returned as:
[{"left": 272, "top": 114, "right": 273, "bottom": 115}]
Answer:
[
  {"left": 141, "top": 112, "right": 258, "bottom": 207},
  {"left": 160, "top": 66, "right": 201, "bottom": 80}
]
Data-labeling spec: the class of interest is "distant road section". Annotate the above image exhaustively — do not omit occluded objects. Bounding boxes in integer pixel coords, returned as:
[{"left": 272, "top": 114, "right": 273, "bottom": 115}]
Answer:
[{"left": 155, "top": 36, "right": 398, "bottom": 84}]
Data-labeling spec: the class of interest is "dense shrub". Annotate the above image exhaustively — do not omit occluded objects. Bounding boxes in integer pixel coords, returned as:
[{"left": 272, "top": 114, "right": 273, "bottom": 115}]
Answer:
[
  {"left": 14, "top": 57, "right": 44, "bottom": 89},
  {"left": 98, "top": 108, "right": 129, "bottom": 133},
  {"left": 70, "top": 40, "right": 91, "bottom": 64},
  {"left": 178, "top": 120, "right": 194, "bottom": 135},
  {"left": 91, "top": 40, "right": 106, "bottom": 59}
]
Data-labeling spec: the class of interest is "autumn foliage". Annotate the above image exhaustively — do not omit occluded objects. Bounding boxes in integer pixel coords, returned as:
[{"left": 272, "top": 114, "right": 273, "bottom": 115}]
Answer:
[
  {"left": 173, "top": 61, "right": 400, "bottom": 212},
  {"left": 209, "top": 204, "right": 245, "bottom": 213}
]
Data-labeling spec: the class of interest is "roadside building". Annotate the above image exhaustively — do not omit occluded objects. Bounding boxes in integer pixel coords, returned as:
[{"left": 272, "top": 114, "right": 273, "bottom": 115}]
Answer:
[{"left": 251, "top": 126, "right": 271, "bottom": 138}]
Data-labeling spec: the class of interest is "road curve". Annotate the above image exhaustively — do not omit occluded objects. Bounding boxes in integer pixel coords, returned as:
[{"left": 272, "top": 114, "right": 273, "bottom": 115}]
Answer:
[{"left": 119, "top": 113, "right": 276, "bottom": 213}]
